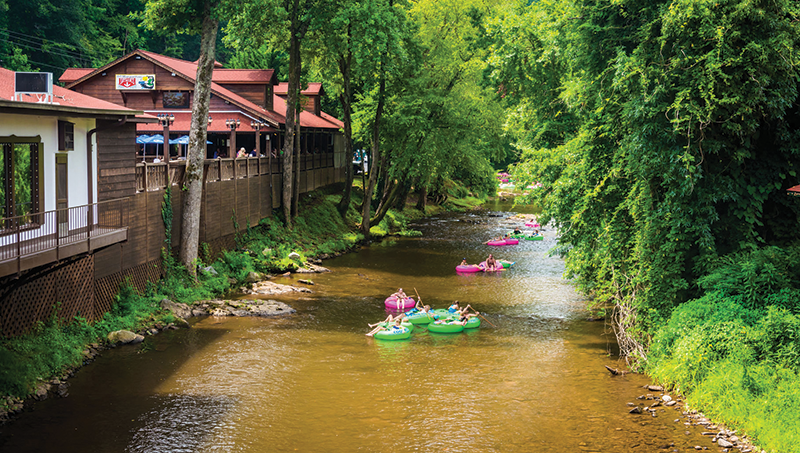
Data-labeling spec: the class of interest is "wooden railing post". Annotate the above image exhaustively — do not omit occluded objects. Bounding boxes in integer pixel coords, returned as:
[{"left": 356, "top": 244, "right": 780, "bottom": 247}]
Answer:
[{"left": 143, "top": 162, "right": 149, "bottom": 192}]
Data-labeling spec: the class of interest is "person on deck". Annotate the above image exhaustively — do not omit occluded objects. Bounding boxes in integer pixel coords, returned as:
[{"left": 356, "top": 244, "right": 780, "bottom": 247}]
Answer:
[
  {"left": 237, "top": 147, "right": 247, "bottom": 158},
  {"left": 486, "top": 254, "right": 498, "bottom": 271}
]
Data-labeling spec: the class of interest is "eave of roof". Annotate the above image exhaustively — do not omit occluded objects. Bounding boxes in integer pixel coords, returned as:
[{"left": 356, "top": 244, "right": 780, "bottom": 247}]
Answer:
[{"left": 0, "top": 99, "right": 144, "bottom": 118}]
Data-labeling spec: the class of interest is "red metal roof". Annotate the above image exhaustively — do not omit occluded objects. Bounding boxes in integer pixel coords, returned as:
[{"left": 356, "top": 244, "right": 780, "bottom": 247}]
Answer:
[
  {"left": 0, "top": 66, "right": 139, "bottom": 113},
  {"left": 274, "top": 82, "right": 324, "bottom": 96},
  {"left": 272, "top": 94, "right": 341, "bottom": 130},
  {"left": 62, "top": 49, "right": 341, "bottom": 130},
  {"left": 137, "top": 111, "right": 277, "bottom": 133},
  {"left": 788, "top": 184, "right": 800, "bottom": 195},
  {"left": 213, "top": 69, "right": 276, "bottom": 84},
  {"left": 58, "top": 68, "right": 95, "bottom": 84}
]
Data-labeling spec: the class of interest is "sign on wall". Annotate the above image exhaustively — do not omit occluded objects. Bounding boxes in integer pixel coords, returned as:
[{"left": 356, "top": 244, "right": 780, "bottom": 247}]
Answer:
[{"left": 115, "top": 74, "right": 156, "bottom": 90}]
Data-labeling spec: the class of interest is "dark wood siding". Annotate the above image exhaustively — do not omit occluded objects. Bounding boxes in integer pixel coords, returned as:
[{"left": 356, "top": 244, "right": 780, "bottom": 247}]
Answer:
[
  {"left": 221, "top": 83, "right": 269, "bottom": 109},
  {"left": 97, "top": 121, "right": 137, "bottom": 201}
]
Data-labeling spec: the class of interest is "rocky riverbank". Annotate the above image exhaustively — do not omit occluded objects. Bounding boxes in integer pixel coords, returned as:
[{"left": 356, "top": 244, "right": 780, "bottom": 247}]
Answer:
[{"left": 627, "top": 385, "right": 762, "bottom": 453}]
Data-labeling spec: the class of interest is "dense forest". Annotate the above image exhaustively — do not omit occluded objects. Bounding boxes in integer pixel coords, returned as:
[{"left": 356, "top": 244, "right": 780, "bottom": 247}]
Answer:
[
  {"left": 3, "top": 0, "right": 800, "bottom": 450},
  {"left": 488, "top": 0, "right": 800, "bottom": 450}
]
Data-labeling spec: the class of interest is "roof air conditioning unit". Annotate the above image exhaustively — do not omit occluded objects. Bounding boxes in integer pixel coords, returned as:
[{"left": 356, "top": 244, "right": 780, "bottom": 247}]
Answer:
[{"left": 14, "top": 72, "right": 53, "bottom": 103}]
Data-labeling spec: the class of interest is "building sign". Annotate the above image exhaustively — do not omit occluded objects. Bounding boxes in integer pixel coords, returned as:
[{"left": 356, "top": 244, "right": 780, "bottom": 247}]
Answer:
[{"left": 115, "top": 74, "right": 155, "bottom": 90}]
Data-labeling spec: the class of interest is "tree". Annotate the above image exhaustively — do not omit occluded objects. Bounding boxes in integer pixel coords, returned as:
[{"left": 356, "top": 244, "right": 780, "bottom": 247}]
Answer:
[
  {"left": 488, "top": 0, "right": 800, "bottom": 358},
  {"left": 143, "top": 0, "right": 228, "bottom": 275},
  {"left": 226, "top": 0, "right": 325, "bottom": 228}
]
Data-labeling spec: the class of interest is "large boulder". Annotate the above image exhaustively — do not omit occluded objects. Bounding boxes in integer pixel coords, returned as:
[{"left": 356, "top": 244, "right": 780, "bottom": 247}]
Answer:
[
  {"left": 245, "top": 271, "right": 262, "bottom": 283},
  {"left": 160, "top": 299, "right": 193, "bottom": 319},
  {"left": 107, "top": 330, "right": 138, "bottom": 344}
]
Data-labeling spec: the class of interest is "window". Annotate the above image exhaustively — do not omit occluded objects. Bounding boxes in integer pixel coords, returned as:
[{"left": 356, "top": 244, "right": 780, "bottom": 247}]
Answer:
[
  {"left": 58, "top": 121, "right": 74, "bottom": 151},
  {"left": 1, "top": 136, "right": 43, "bottom": 224},
  {"left": 163, "top": 92, "right": 189, "bottom": 108}
]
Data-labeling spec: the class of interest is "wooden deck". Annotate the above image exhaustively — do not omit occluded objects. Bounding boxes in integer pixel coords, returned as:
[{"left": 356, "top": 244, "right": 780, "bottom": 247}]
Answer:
[{"left": 0, "top": 199, "right": 129, "bottom": 278}]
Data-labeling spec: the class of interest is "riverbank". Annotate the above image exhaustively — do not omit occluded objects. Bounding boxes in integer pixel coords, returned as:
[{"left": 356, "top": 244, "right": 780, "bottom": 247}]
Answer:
[{"left": 0, "top": 185, "right": 487, "bottom": 422}]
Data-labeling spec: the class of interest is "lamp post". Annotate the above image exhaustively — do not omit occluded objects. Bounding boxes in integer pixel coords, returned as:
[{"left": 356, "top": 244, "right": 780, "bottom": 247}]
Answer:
[
  {"left": 226, "top": 118, "right": 240, "bottom": 158},
  {"left": 157, "top": 113, "right": 174, "bottom": 161},
  {"left": 250, "top": 120, "right": 267, "bottom": 157}
]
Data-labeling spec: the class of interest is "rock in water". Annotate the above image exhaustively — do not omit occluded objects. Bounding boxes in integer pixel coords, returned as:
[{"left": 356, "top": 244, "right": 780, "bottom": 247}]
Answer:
[
  {"left": 717, "top": 439, "right": 734, "bottom": 448},
  {"left": 160, "top": 299, "right": 193, "bottom": 319},
  {"left": 648, "top": 385, "right": 664, "bottom": 391},
  {"left": 245, "top": 271, "right": 262, "bottom": 283},
  {"left": 629, "top": 407, "right": 642, "bottom": 414},
  {"left": 107, "top": 330, "right": 138, "bottom": 344}
]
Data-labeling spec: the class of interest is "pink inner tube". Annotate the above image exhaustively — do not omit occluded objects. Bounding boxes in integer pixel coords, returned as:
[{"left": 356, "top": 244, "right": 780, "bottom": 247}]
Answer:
[
  {"left": 384, "top": 296, "right": 416, "bottom": 310},
  {"left": 456, "top": 264, "right": 482, "bottom": 273},
  {"left": 524, "top": 222, "right": 540, "bottom": 228},
  {"left": 487, "top": 240, "right": 507, "bottom": 246},
  {"left": 504, "top": 238, "right": 519, "bottom": 245},
  {"left": 479, "top": 261, "right": 505, "bottom": 272}
]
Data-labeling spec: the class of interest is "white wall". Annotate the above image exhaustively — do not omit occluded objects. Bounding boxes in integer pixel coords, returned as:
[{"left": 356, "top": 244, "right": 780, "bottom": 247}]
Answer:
[{"left": 0, "top": 112, "right": 97, "bottom": 212}]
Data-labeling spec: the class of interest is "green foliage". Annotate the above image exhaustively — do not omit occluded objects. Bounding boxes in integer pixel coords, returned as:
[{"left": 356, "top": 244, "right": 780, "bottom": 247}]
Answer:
[{"left": 649, "top": 246, "right": 800, "bottom": 452}]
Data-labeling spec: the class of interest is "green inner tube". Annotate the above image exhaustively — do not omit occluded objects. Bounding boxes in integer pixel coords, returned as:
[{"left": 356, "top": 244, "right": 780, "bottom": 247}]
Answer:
[
  {"left": 464, "top": 317, "right": 481, "bottom": 329},
  {"left": 498, "top": 260, "right": 515, "bottom": 268},
  {"left": 525, "top": 235, "right": 544, "bottom": 241},
  {"left": 405, "top": 312, "right": 434, "bottom": 324},
  {"left": 373, "top": 327, "right": 412, "bottom": 340},
  {"left": 379, "top": 321, "right": 414, "bottom": 332},
  {"left": 427, "top": 322, "right": 465, "bottom": 333}
]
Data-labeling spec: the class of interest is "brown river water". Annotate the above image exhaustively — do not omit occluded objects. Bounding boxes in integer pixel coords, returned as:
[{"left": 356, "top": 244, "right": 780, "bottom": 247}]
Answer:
[{"left": 0, "top": 202, "right": 714, "bottom": 452}]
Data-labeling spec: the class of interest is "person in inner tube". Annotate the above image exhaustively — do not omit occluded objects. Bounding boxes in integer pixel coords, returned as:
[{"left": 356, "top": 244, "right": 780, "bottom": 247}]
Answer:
[
  {"left": 448, "top": 300, "right": 461, "bottom": 314},
  {"left": 485, "top": 254, "right": 498, "bottom": 271},
  {"left": 391, "top": 288, "right": 408, "bottom": 300},
  {"left": 513, "top": 227, "right": 521, "bottom": 235},
  {"left": 454, "top": 309, "right": 479, "bottom": 325},
  {"left": 460, "top": 258, "right": 468, "bottom": 266}
]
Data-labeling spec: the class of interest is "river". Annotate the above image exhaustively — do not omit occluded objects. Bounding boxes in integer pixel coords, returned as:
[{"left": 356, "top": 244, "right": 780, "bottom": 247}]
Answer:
[{"left": 0, "top": 205, "right": 711, "bottom": 452}]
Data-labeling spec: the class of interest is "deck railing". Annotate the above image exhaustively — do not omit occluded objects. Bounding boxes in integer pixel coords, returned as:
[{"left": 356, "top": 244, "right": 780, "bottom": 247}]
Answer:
[
  {"left": 134, "top": 154, "right": 331, "bottom": 192},
  {"left": 0, "top": 198, "right": 129, "bottom": 267}
]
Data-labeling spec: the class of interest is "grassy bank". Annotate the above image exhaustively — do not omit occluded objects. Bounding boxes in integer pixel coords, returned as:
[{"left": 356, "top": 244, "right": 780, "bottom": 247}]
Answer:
[
  {"left": 0, "top": 185, "right": 485, "bottom": 411},
  {"left": 647, "top": 246, "right": 800, "bottom": 453}
]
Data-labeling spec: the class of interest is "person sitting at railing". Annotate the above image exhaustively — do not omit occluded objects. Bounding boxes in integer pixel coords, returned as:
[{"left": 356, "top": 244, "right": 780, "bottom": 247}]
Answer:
[{"left": 236, "top": 147, "right": 247, "bottom": 158}]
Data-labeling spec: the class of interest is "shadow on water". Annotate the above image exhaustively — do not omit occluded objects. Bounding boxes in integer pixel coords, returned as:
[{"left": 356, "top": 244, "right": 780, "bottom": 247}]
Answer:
[{"left": 0, "top": 326, "right": 231, "bottom": 453}]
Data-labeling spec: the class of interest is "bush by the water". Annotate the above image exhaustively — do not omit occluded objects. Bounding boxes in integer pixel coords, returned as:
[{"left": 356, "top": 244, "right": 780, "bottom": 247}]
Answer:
[{"left": 648, "top": 246, "right": 800, "bottom": 452}]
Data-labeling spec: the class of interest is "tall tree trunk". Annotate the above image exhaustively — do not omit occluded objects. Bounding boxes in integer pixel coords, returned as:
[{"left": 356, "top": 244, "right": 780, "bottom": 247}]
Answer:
[
  {"left": 282, "top": 2, "right": 303, "bottom": 228},
  {"left": 371, "top": 177, "right": 399, "bottom": 225},
  {"left": 416, "top": 180, "right": 428, "bottom": 211},
  {"left": 179, "top": 9, "right": 217, "bottom": 275},
  {"left": 393, "top": 177, "right": 414, "bottom": 210},
  {"left": 293, "top": 109, "right": 300, "bottom": 217},
  {"left": 360, "top": 60, "right": 386, "bottom": 238},
  {"left": 336, "top": 50, "right": 354, "bottom": 217}
]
